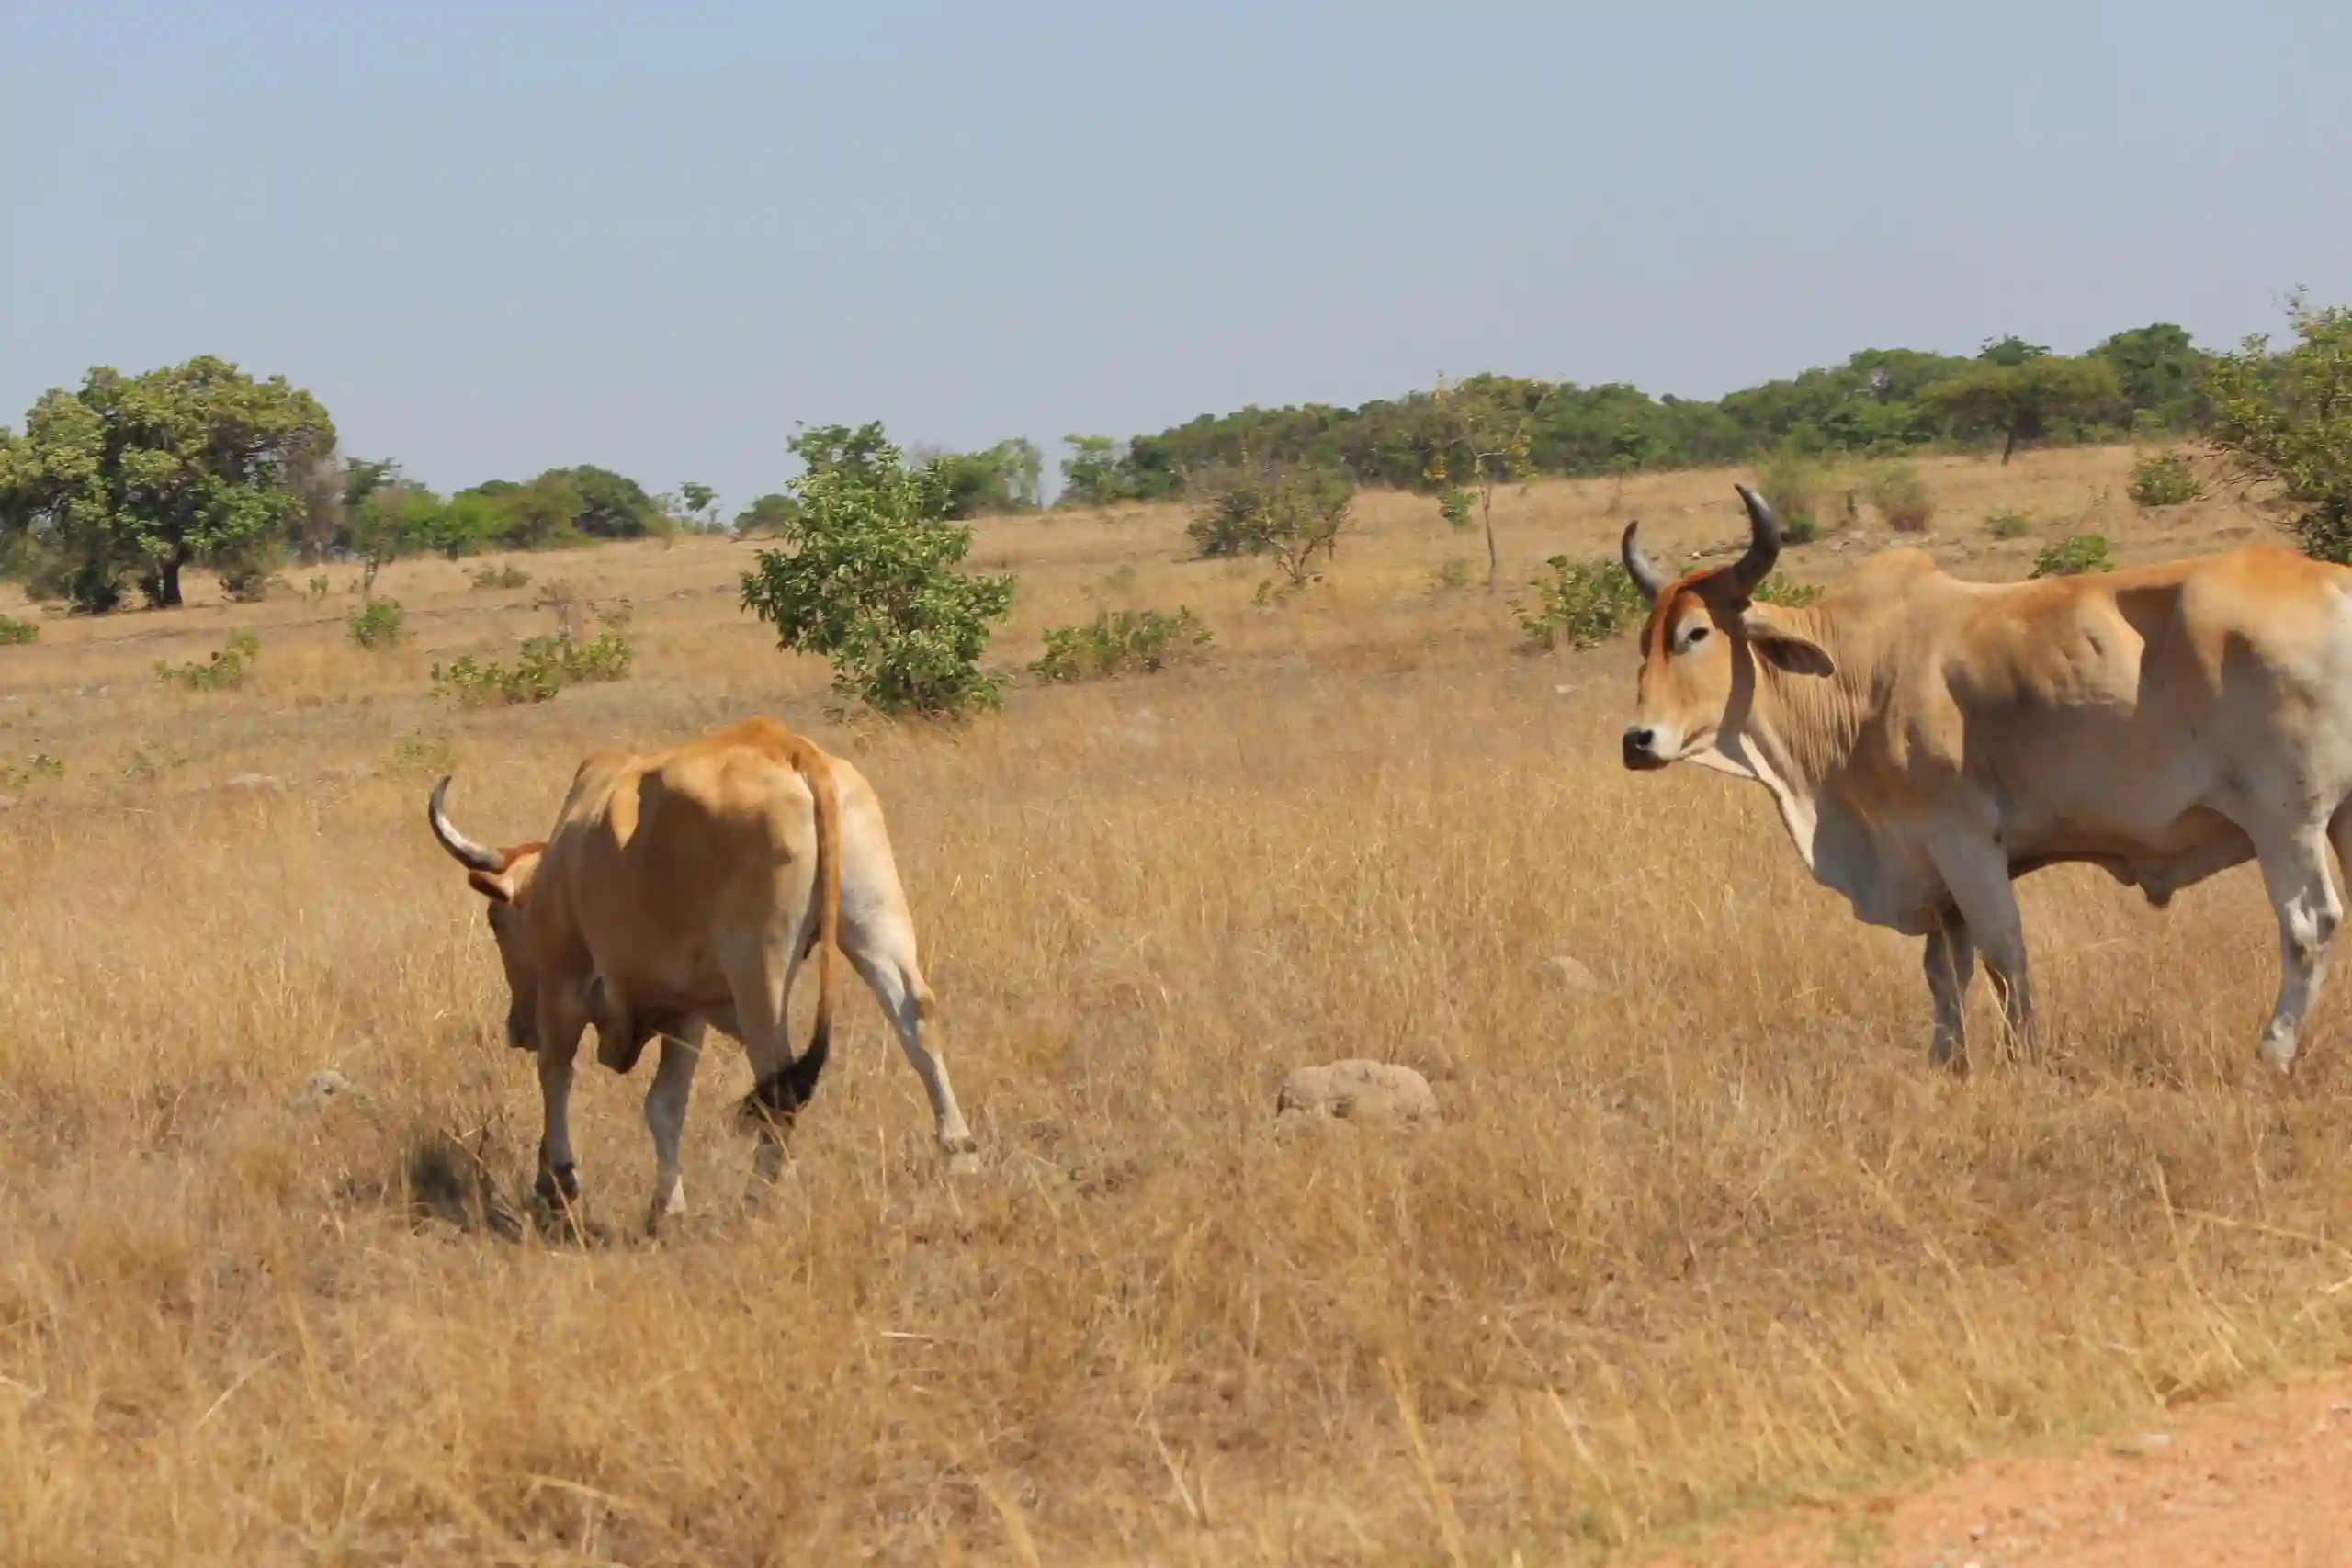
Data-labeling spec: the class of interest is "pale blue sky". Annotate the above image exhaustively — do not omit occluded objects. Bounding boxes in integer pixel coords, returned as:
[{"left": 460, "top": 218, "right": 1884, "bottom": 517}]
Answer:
[{"left": 6, "top": 2, "right": 2349, "bottom": 507}]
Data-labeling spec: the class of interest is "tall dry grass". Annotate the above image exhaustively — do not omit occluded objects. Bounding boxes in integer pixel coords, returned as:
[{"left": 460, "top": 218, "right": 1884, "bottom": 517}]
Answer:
[{"left": 4, "top": 448, "right": 2350, "bottom": 1565}]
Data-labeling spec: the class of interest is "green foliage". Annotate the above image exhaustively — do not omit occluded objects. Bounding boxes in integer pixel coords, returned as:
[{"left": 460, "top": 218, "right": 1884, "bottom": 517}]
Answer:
[
  {"left": 733, "top": 492, "right": 799, "bottom": 536},
  {"left": 156, "top": 630, "right": 260, "bottom": 691},
  {"left": 346, "top": 597, "right": 407, "bottom": 649},
  {"left": 1033, "top": 607, "right": 1211, "bottom": 682},
  {"left": 1923, "top": 350, "right": 2122, "bottom": 463},
  {"left": 1184, "top": 458, "right": 1352, "bottom": 587},
  {"left": 2208, "top": 299, "right": 2352, "bottom": 563},
  {"left": 388, "top": 731, "right": 457, "bottom": 776},
  {"left": 1059, "top": 435, "right": 1137, "bottom": 506},
  {"left": 1752, "top": 575, "right": 1824, "bottom": 607},
  {"left": 1864, "top": 462, "right": 1936, "bottom": 532},
  {"left": 2096, "top": 323, "right": 2211, "bottom": 433},
  {"left": 1425, "top": 375, "right": 1546, "bottom": 585},
  {"left": 0, "top": 752, "right": 63, "bottom": 791},
  {"left": 1436, "top": 487, "right": 1474, "bottom": 528},
  {"left": 2031, "top": 535, "right": 2115, "bottom": 578},
  {"left": 933, "top": 438, "right": 1043, "bottom": 517},
  {"left": 430, "top": 630, "right": 634, "bottom": 708},
  {"left": 1518, "top": 557, "right": 1648, "bottom": 651},
  {"left": 469, "top": 562, "right": 531, "bottom": 590},
  {"left": 1984, "top": 508, "right": 2034, "bottom": 539},
  {"left": 1430, "top": 557, "right": 1475, "bottom": 592},
  {"left": 0, "top": 356, "right": 334, "bottom": 611},
  {"left": 0, "top": 612, "right": 39, "bottom": 646},
  {"left": 1757, "top": 450, "right": 1830, "bottom": 542},
  {"left": 2128, "top": 449, "right": 2204, "bottom": 508},
  {"left": 739, "top": 423, "right": 1016, "bottom": 719},
  {"left": 306, "top": 575, "right": 330, "bottom": 600}
]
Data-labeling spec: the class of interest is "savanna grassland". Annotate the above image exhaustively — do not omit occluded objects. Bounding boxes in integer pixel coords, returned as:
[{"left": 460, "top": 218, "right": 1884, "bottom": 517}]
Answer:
[{"left": 7, "top": 446, "right": 2352, "bottom": 1566}]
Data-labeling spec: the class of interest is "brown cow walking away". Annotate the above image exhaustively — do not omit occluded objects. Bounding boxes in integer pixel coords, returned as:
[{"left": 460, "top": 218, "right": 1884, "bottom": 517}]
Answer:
[
  {"left": 1620, "top": 486, "right": 2352, "bottom": 1075},
  {"left": 428, "top": 716, "right": 977, "bottom": 1234}
]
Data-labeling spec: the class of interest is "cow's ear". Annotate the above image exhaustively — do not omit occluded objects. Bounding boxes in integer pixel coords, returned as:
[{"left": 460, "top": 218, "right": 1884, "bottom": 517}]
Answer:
[
  {"left": 1739, "top": 608, "right": 1837, "bottom": 677},
  {"left": 468, "top": 869, "right": 516, "bottom": 903}
]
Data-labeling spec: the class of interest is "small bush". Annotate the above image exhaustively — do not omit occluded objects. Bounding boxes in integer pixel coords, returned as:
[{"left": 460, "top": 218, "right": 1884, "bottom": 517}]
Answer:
[
  {"left": 1984, "top": 509, "right": 2034, "bottom": 539},
  {"left": 307, "top": 575, "right": 331, "bottom": 601},
  {"left": 470, "top": 563, "right": 531, "bottom": 591},
  {"left": 1865, "top": 464, "right": 1936, "bottom": 532},
  {"left": 1430, "top": 558, "right": 1475, "bottom": 593},
  {"left": 219, "top": 565, "right": 282, "bottom": 604},
  {"left": 2031, "top": 535, "right": 2115, "bottom": 578},
  {"left": 1185, "top": 459, "right": 1352, "bottom": 587},
  {"left": 389, "top": 732, "right": 457, "bottom": 775},
  {"left": 1436, "top": 488, "right": 1475, "bottom": 529},
  {"left": 0, "top": 613, "right": 37, "bottom": 646},
  {"left": 1519, "top": 557, "right": 1648, "bottom": 651},
  {"left": 1033, "top": 608, "right": 1211, "bottom": 682},
  {"left": 1756, "top": 450, "right": 1831, "bottom": 543},
  {"left": 1753, "top": 576, "right": 1823, "bottom": 607},
  {"left": 2129, "top": 449, "right": 2203, "bottom": 508},
  {"left": 347, "top": 597, "right": 407, "bottom": 649},
  {"left": 0, "top": 753, "right": 62, "bottom": 791},
  {"left": 156, "top": 631, "right": 260, "bottom": 692},
  {"left": 430, "top": 631, "right": 634, "bottom": 708}
]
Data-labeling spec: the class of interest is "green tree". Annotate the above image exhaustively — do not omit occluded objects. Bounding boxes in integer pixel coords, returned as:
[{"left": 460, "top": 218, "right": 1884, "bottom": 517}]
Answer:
[
  {"left": 1424, "top": 374, "right": 1549, "bottom": 589},
  {"left": 739, "top": 423, "right": 1016, "bottom": 717},
  {"left": 733, "top": 492, "right": 799, "bottom": 536},
  {"left": 678, "top": 481, "right": 718, "bottom": 530},
  {"left": 935, "top": 437, "right": 1045, "bottom": 517},
  {"left": 1058, "top": 434, "right": 1134, "bottom": 506},
  {"left": 0, "top": 356, "right": 335, "bottom": 610},
  {"left": 2208, "top": 297, "right": 2352, "bottom": 563},
  {"left": 2097, "top": 322, "right": 2211, "bottom": 433},
  {"left": 1924, "top": 351, "right": 2121, "bottom": 463}
]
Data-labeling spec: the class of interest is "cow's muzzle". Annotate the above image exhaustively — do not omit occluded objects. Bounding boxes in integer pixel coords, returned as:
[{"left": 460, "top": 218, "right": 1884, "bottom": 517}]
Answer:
[{"left": 1622, "top": 726, "right": 1670, "bottom": 771}]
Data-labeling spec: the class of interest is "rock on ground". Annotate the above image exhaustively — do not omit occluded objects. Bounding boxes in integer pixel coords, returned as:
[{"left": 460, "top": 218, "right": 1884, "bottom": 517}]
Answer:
[{"left": 1276, "top": 1060, "right": 1437, "bottom": 1123}]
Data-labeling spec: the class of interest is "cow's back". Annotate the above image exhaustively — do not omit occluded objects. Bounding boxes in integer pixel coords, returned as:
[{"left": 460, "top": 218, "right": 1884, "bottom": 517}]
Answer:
[{"left": 553, "top": 719, "right": 824, "bottom": 1002}]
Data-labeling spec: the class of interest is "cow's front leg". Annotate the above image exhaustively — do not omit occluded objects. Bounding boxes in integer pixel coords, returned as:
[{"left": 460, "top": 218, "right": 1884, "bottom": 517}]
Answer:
[
  {"left": 1927, "top": 834, "right": 2035, "bottom": 1059},
  {"left": 534, "top": 996, "right": 588, "bottom": 1221},
  {"left": 1922, "top": 905, "right": 1975, "bottom": 1073},
  {"left": 643, "top": 1022, "right": 704, "bottom": 1235}
]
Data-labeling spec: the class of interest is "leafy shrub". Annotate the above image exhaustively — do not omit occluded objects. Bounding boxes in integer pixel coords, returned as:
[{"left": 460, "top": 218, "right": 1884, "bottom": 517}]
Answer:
[
  {"left": 739, "top": 423, "right": 1015, "bottom": 719},
  {"left": 1436, "top": 488, "right": 1475, "bottom": 529},
  {"left": 346, "top": 597, "right": 407, "bottom": 649},
  {"left": 1430, "top": 557, "right": 1475, "bottom": 592},
  {"left": 1519, "top": 557, "right": 1648, "bottom": 651},
  {"left": 219, "top": 565, "right": 282, "bottom": 604},
  {"left": 0, "top": 613, "right": 37, "bottom": 646},
  {"left": 1757, "top": 450, "right": 1830, "bottom": 544},
  {"left": 306, "top": 575, "right": 331, "bottom": 601},
  {"left": 2128, "top": 449, "right": 2203, "bottom": 508},
  {"left": 1185, "top": 458, "right": 1352, "bottom": 587},
  {"left": 2208, "top": 298, "right": 2352, "bottom": 562},
  {"left": 156, "top": 631, "right": 260, "bottom": 691},
  {"left": 1865, "top": 463, "right": 1936, "bottom": 532},
  {"left": 1984, "top": 509, "right": 2034, "bottom": 539},
  {"left": 470, "top": 563, "right": 531, "bottom": 590},
  {"left": 0, "top": 753, "right": 62, "bottom": 791},
  {"left": 2031, "top": 535, "right": 2115, "bottom": 578},
  {"left": 430, "top": 631, "right": 634, "bottom": 708},
  {"left": 1753, "top": 576, "right": 1824, "bottom": 607},
  {"left": 1033, "top": 608, "right": 1211, "bottom": 682}
]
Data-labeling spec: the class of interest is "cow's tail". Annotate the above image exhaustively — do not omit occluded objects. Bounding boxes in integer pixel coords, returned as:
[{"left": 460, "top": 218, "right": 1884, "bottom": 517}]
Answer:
[{"left": 743, "top": 733, "right": 842, "bottom": 1125}]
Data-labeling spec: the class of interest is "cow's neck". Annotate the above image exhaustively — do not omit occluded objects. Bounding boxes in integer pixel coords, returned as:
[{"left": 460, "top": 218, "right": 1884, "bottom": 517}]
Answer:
[{"left": 1706, "top": 612, "right": 1871, "bottom": 876}]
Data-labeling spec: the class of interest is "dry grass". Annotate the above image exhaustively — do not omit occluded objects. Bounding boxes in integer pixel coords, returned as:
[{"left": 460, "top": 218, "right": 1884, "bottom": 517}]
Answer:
[{"left": 5, "top": 446, "right": 2351, "bottom": 1565}]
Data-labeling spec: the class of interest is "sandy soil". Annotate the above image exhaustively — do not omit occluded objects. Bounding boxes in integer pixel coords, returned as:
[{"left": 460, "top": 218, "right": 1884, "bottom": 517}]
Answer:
[{"left": 1657, "top": 1375, "right": 2352, "bottom": 1567}]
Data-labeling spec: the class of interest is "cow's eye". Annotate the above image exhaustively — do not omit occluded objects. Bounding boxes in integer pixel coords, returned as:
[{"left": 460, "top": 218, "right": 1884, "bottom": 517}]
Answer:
[{"left": 1683, "top": 626, "right": 1710, "bottom": 649}]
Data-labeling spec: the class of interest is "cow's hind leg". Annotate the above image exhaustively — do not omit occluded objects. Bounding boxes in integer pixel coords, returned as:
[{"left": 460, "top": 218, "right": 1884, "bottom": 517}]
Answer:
[
  {"left": 842, "top": 908, "right": 978, "bottom": 1175},
  {"left": 1927, "top": 833, "right": 2036, "bottom": 1059},
  {"left": 643, "top": 1021, "right": 704, "bottom": 1235},
  {"left": 2251, "top": 821, "right": 2343, "bottom": 1075},
  {"left": 1923, "top": 905, "right": 1975, "bottom": 1073},
  {"left": 723, "top": 936, "right": 819, "bottom": 1189}
]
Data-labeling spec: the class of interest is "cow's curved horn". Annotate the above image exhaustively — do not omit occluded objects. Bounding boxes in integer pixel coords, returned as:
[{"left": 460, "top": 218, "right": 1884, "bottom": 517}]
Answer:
[
  {"left": 1724, "top": 484, "right": 1782, "bottom": 597},
  {"left": 1621, "top": 521, "right": 1666, "bottom": 603},
  {"left": 427, "top": 776, "right": 506, "bottom": 873}
]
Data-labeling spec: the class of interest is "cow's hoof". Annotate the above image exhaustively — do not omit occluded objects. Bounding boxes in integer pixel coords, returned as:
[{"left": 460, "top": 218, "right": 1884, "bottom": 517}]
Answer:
[
  {"left": 944, "top": 1145, "right": 980, "bottom": 1179},
  {"left": 2257, "top": 1034, "right": 2301, "bottom": 1077}
]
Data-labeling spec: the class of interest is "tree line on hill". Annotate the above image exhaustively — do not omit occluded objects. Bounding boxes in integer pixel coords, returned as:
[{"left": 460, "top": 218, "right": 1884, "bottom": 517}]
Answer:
[
  {"left": 0, "top": 314, "right": 2318, "bottom": 617},
  {"left": 1054, "top": 323, "right": 2211, "bottom": 504}
]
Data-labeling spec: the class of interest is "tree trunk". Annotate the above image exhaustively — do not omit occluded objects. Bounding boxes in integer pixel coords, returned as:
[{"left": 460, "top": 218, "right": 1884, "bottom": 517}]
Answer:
[
  {"left": 1482, "top": 483, "right": 1500, "bottom": 591},
  {"left": 141, "top": 556, "right": 185, "bottom": 609},
  {"left": 2000, "top": 426, "right": 2018, "bottom": 465}
]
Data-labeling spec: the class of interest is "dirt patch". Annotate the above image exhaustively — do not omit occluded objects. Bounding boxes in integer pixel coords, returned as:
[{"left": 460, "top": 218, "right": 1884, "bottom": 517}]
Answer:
[{"left": 1657, "top": 1375, "right": 2352, "bottom": 1567}]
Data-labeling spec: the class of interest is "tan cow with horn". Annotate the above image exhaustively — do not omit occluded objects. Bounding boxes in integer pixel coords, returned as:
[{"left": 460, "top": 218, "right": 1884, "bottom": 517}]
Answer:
[
  {"left": 1619, "top": 485, "right": 2352, "bottom": 1074},
  {"left": 428, "top": 716, "right": 977, "bottom": 1232}
]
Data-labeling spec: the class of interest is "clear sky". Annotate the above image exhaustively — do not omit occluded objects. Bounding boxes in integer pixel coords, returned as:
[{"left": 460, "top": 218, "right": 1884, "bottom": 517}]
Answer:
[{"left": 6, "top": 1, "right": 2349, "bottom": 508}]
